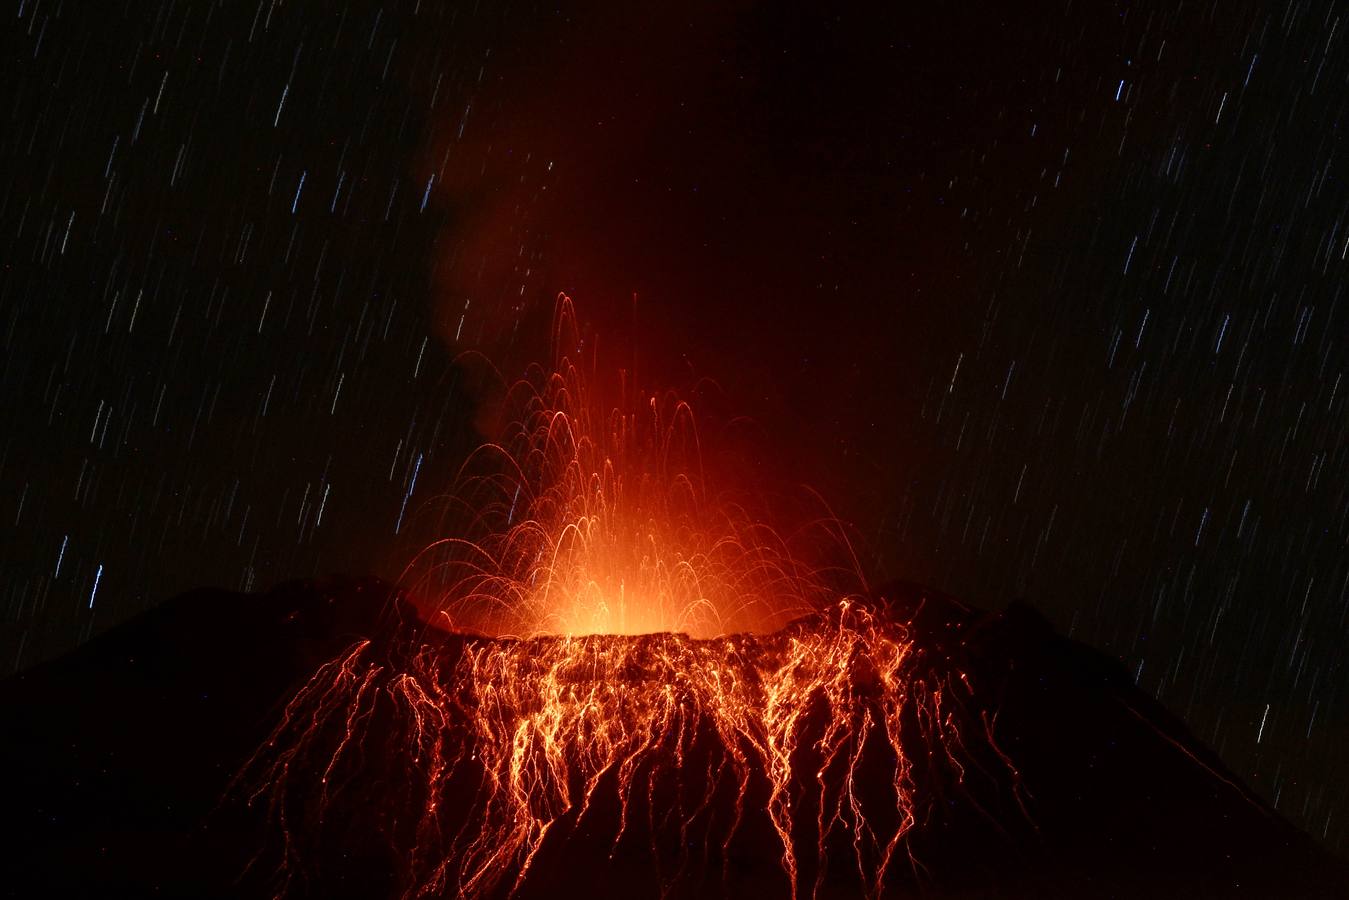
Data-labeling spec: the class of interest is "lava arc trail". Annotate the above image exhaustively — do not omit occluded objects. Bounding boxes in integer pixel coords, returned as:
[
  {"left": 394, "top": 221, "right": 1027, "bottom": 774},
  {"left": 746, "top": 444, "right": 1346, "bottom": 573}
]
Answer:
[
  {"left": 401, "top": 296, "right": 846, "bottom": 639},
  {"left": 246, "top": 298, "right": 1003, "bottom": 899}
]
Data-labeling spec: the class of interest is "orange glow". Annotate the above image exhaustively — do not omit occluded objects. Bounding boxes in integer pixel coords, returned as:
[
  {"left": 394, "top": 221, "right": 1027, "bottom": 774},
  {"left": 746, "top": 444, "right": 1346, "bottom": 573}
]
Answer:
[
  {"left": 400, "top": 295, "right": 851, "bottom": 639},
  {"left": 245, "top": 298, "right": 999, "bottom": 898}
]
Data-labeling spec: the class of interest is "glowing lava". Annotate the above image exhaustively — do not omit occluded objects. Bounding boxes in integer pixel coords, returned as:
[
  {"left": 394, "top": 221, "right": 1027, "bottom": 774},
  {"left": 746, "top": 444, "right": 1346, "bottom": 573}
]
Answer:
[
  {"left": 245, "top": 298, "right": 997, "bottom": 899},
  {"left": 400, "top": 297, "right": 845, "bottom": 639}
]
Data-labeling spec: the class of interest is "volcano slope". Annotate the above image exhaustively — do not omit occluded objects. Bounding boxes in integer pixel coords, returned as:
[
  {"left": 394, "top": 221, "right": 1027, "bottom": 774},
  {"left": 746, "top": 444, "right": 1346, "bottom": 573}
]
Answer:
[{"left": 2, "top": 577, "right": 1344, "bottom": 899}]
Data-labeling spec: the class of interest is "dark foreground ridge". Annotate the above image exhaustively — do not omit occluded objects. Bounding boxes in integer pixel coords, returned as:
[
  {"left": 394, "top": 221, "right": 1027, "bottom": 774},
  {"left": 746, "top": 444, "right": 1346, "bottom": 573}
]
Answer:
[{"left": 2, "top": 577, "right": 1345, "bottom": 899}]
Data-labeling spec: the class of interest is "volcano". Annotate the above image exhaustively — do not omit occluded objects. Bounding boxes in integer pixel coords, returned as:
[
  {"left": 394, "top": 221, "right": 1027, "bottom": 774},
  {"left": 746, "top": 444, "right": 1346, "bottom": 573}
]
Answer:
[{"left": 3, "top": 577, "right": 1345, "bottom": 899}]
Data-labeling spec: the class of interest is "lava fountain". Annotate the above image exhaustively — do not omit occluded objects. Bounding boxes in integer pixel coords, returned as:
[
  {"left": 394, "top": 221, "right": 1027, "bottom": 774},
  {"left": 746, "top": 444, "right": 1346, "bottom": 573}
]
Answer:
[
  {"left": 245, "top": 297, "right": 997, "bottom": 899},
  {"left": 401, "top": 296, "right": 847, "bottom": 639}
]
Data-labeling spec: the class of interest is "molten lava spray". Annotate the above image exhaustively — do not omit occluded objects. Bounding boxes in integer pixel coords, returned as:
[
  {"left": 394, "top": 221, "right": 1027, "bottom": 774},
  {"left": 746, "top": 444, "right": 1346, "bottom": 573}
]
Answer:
[
  {"left": 401, "top": 297, "right": 840, "bottom": 639},
  {"left": 247, "top": 298, "right": 995, "bottom": 899}
]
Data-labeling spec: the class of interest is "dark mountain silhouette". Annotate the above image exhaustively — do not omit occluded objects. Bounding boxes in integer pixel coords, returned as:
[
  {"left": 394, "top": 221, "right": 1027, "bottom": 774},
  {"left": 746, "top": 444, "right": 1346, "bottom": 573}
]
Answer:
[{"left": 2, "top": 577, "right": 1344, "bottom": 899}]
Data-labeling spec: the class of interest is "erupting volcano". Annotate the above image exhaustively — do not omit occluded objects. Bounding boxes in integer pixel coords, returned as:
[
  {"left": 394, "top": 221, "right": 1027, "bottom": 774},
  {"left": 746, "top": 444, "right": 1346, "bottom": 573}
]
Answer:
[
  {"left": 7, "top": 3, "right": 1346, "bottom": 896},
  {"left": 8, "top": 297, "right": 1342, "bottom": 900},
  {"left": 245, "top": 298, "right": 1000, "bottom": 899}
]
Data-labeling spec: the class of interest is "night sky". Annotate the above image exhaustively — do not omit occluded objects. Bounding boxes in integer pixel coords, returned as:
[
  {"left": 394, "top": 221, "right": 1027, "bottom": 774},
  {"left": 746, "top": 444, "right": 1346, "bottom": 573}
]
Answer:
[{"left": 3, "top": 0, "right": 1347, "bottom": 858}]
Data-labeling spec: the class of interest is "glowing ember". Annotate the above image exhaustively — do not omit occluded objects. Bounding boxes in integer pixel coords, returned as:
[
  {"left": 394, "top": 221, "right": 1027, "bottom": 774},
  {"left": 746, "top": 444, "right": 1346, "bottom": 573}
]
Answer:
[{"left": 245, "top": 297, "right": 1000, "bottom": 899}]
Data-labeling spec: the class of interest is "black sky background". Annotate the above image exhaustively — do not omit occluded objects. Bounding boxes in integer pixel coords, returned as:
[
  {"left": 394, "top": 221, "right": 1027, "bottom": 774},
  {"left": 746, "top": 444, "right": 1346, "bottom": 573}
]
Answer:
[{"left": 2, "top": 0, "right": 1346, "bottom": 857}]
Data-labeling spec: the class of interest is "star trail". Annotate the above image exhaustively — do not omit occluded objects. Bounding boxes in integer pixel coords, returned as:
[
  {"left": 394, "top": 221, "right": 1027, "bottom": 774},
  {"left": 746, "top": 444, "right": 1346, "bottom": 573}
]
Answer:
[{"left": 1, "top": 0, "right": 1346, "bottom": 865}]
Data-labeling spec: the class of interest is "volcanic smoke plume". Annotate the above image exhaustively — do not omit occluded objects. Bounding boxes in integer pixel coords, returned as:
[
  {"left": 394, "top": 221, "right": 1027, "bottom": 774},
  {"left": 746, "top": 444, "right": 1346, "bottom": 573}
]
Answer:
[{"left": 241, "top": 298, "right": 1016, "bottom": 898}]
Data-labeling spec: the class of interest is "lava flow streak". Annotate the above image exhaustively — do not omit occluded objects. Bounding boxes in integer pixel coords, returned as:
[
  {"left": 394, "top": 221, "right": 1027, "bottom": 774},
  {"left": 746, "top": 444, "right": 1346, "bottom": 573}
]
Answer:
[{"left": 245, "top": 298, "right": 987, "bottom": 899}]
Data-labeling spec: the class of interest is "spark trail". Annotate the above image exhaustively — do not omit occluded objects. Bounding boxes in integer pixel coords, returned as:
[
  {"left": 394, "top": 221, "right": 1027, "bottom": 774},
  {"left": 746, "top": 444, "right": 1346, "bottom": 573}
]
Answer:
[{"left": 401, "top": 297, "right": 839, "bottom": 639}]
